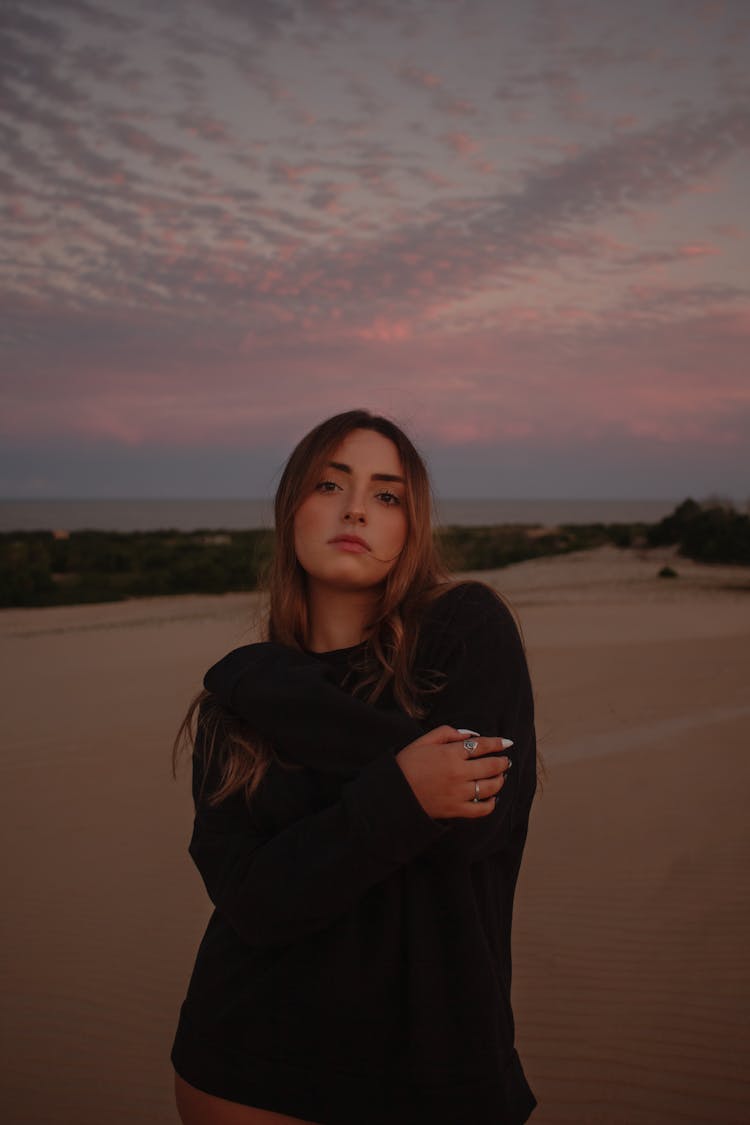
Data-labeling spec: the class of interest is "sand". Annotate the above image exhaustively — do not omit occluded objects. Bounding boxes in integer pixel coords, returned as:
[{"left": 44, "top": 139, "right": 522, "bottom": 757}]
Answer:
[{"left": 1, "top": 544, "right": 748, "bottom": 1124}]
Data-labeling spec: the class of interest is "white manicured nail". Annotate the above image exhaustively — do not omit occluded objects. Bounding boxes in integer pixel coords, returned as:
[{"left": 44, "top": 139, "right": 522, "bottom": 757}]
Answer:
[
  {"left": 457, "top": 727, "right": 481, "bottom": 737},
  {"left": 501, "top": 738, "right": 514, "bottom": 749}
]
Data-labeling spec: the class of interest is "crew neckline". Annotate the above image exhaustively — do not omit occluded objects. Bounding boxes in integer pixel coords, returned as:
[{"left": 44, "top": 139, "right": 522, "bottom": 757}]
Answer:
[{"left": 302, "top": 639, "right": 368, "bottom": 661}]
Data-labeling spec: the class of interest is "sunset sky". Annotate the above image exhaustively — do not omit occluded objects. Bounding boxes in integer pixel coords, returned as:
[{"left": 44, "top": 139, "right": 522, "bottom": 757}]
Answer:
[{"left": 2, "top": 0, "right": 749, "bottom": 500}]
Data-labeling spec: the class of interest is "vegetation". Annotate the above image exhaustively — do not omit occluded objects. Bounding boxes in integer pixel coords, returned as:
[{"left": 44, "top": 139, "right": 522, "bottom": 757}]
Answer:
[
  {"left": 0, "top": 529, "right": 275, "bottom": 608},
  {"left": 1, "top": 497, "right": 746, "bottom": 608},
  {"left": 435, "top": 520, "right": 649, "bottom": 572},
  {"left": 646, "top": 498, "right": 750, "bottom": 565}
]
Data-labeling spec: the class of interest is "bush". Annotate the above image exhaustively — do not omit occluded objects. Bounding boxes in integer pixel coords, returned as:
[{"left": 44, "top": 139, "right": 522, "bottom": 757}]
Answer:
[
  {"left": 648, "top": 499, "right": 750, "bottom": 565},
  {"left": 0, "top": 528, "right": 275, "bottom": 607}
]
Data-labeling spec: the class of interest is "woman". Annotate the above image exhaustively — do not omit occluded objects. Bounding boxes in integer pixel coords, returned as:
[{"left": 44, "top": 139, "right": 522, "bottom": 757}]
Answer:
[{"left": 170, "top": 409, "right": 538, "bottom": 1125}]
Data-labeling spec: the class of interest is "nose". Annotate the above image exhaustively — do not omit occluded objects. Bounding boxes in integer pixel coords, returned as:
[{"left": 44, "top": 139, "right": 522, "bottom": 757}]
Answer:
[
  {"left": 341, "top": 479, "right": 368, "bottom": 524},
  {"left": 343, "top": 493, "right": 366, "bottom": 523}
]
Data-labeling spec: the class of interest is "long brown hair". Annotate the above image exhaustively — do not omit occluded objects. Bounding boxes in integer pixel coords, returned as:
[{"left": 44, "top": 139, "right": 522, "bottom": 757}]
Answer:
[{"left": 171, "top": 409, "right": 464, "bottom": 809}]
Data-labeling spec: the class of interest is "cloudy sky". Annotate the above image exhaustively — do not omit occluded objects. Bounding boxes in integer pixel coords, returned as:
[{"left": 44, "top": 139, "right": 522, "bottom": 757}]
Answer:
[{"left": 2, "top": 0, "right": 749, "bottom": 500}]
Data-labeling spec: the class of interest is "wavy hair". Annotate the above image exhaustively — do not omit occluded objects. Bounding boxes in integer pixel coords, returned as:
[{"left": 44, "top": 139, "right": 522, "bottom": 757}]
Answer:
[{"left": 171, "top": 409, "right": 465, "bottom": 809}]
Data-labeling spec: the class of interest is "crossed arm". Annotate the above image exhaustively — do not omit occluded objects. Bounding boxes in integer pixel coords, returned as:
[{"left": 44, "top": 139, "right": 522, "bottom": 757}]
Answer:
[{"left": 187, "top": 582, "right": 536, "bottom": 946}]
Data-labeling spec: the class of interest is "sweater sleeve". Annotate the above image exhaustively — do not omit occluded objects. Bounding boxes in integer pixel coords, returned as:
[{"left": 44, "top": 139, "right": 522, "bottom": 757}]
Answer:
[
  {"left": 201, "top": 582, "right": 535, "bottom": 863},
  {"left": 410, "top": 581, "right": 537, "bottom": 862},
  {"left": 203, "top": 642, "right": 424, "bottom": 777},
  {"left": 187, "top": 716, "right": 449, "bottom": 948}
]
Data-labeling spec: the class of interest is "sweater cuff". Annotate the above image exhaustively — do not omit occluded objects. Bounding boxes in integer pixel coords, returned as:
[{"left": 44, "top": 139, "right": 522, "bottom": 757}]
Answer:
[{"left": 343, "top": 751, "right": 448, "bottom": 864}]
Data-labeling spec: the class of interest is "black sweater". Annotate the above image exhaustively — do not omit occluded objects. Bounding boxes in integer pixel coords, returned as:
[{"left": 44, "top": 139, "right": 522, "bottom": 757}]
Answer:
[{"left": 170, "top": 580, "right": 537, "bottom": 1125}]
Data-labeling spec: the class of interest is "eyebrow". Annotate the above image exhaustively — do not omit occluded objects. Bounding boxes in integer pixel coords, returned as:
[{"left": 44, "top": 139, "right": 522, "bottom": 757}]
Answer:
[{"left": 326, "top": 460, "right": 405, "bottom": 484}]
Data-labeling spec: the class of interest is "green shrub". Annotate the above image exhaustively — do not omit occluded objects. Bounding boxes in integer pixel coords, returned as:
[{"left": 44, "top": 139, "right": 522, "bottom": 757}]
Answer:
[{"left": 648, "top": 499, "right": 750, "bottom": 564}]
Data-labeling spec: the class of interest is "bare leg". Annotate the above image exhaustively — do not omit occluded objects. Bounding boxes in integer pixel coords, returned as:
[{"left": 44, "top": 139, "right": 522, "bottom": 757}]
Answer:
[{"left": 173, "top": 1071, "right": 320, "bottom": 1125}]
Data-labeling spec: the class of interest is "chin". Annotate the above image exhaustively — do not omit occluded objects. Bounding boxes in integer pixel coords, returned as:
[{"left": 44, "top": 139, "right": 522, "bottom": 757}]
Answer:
[{"left": 316, "top": 563, "right": 383, "bottom": 591}]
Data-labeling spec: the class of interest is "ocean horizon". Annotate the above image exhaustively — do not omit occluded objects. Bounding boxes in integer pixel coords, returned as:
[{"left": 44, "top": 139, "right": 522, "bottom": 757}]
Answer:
[{"left": 0, "top": 497, "right": 683, "bottom": 533}]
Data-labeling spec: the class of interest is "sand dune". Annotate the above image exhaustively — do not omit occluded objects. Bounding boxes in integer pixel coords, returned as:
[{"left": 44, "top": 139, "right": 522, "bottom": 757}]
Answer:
[{"left": 1, "top": 545, "right": 748, "bottom": 1124}]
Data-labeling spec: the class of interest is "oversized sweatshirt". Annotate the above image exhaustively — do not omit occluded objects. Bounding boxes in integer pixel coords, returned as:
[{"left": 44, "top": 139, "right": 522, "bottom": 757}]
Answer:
[{"left": 170, "top": 579, "right": 538, "bottom": 1125}]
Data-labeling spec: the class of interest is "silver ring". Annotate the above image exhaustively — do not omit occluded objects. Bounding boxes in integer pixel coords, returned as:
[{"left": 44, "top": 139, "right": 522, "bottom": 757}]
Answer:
[
  {"left": 463, "top": 739, "right": 479, "bottom": 754},
  {"left": 472, "top": 779, "right": 480, "bottom": 803}
]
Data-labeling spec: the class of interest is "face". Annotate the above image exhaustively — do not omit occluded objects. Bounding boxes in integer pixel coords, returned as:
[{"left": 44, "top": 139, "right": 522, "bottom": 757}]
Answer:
[{"left": 293, "top": 428, "right": 409, "bottom": 592}]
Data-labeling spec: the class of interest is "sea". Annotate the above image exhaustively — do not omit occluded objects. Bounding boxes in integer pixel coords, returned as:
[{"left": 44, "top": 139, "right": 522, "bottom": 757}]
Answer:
[{"left": 0, "top": 498, "right": 680, "bottom": 533}]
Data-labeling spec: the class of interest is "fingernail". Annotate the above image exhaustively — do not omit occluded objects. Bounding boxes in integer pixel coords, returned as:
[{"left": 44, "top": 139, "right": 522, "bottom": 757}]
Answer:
[
  {"left": 457, "top": 727, "right": 481, "bottom": 737},
  {"left": 501, "top": 738, "right": 514, "bottom": 749}
]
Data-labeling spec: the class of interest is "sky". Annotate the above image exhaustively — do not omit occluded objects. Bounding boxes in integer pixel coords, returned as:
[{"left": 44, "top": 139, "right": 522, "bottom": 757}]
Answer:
[{"left": 2, "top": 0, "right": 749, "bottom": 501}]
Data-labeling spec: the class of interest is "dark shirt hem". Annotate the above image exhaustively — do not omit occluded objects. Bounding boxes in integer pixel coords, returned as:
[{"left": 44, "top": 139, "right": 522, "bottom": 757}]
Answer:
[{"left": 171, "top": 1018, "right": 537, "bottom": 1125}]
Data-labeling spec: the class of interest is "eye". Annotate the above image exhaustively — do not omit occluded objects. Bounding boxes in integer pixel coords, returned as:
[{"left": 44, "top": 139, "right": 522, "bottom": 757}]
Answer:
[{"left": 314, "top": 480, "right": 401, "bottom": 505}]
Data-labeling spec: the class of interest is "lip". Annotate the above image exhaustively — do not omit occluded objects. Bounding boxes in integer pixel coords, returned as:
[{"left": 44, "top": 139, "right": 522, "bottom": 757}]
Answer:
[{"left": 328, "top": 534, "right": 371, "bottom": 551}]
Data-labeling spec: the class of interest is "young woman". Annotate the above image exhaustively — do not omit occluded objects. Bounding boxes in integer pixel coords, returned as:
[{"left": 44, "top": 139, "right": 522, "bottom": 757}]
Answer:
[{"left": 170, "top": 409, "right": 538, "bottom": 1125}]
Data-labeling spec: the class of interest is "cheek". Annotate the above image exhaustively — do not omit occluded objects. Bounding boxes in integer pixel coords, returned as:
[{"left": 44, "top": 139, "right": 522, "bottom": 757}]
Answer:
[
  {"left": 292, "top": 501, "right": 314, "bottom": 557},
  {"left": 386, "top": 509, "right": 409, "bottom": 551},
  {"left": 293, "top": 504, "right": 310, "bottom": 539},
  {"left": 294, "top": 495, "right": 322, "bottom": 535}
]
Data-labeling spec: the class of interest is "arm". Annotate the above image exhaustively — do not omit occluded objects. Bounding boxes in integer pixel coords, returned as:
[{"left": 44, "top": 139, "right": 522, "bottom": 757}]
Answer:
[
  {"left": 187, "top": 709, "right": 449, "bottom": 948},
  {"left": 203, "top": 642, "right": 423, "bottom": 777},
  {"left": 203, "top": 583, "right": 535, "bottom": 860},
  {"left": 410, "top": 582, "right": 537, "bottom": 862}
]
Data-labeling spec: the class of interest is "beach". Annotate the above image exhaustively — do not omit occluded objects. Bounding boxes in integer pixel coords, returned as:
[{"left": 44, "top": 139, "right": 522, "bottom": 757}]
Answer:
[{"left": 2, "top": 544, "right": 748, "bottom": 1124}]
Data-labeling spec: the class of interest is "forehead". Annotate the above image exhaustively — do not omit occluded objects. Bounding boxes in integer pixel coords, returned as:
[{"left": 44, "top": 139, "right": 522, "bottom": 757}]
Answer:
[{"left": 327, "top": 428, "right": 404, "bottom": 474}]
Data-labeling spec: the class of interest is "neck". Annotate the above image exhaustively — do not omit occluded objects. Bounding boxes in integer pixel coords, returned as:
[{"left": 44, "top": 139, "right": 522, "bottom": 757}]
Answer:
[{"left": 304, "top": 580, "right": 380, "bottom": 653}]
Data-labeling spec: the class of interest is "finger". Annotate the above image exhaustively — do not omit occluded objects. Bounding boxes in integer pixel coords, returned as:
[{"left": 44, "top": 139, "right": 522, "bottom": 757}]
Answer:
[
  {"left": 466, "top": 755, "right": 510, "bottom": 780},
  {"left": 464, "top": 793, "right": 497, "bottom": 817},
  {"left": 450, "top": 728, "right": 513, "bottom": 753},
  {"left": 433, "top": 724, "right": 477, "bottom": 744},
  {"left": 461, "top": 738, "right": 512, "bottom": 765},
  {"left": 458, "top": 736, "right": 512, "bottom": 760},
  {"left": 468, "top": 771, "right": 507, "bottom": 803}
]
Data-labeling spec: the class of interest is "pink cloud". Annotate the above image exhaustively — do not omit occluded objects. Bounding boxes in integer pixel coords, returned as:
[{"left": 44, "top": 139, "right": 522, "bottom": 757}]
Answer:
[
  {"left": 7, "top": 199, "right": 28, "bottom": 221},
  {"left": 613, "top": 115, "right": 639, "bottom": 130},
  {"left": 440, "top": 131, "right": 479, "bottom": 156},
  {"left": 354, "top": 318, "right": 413, "bottom": 342},
  {"left": 269, "top": 159, "right": 320, "bottom": 186},
  {"left": 415, "top": 168, "right": 453, "bottom": 189},
  {"left": 470, "top": 158, "right": 497, "bottom": 176},
  {"left": 5, "top": 293, "right": 748, "bottom": 454},
  {"left": 183, "top": 116, "right": 230, "bottom": 143},
  {"left": 712, "top": 223, "right": 745, "bottom": 238},
  {"left": 4, "top": 2, "right": 749, "bottom": 482},
  {"left": 435, "top": 93, "right": 477, "bottom": 118},
  {"left": 109, "top": 122, "right": 191, "bottom": 166},
  {"left": 678, "top": 242, "right": 719, "bottom": 257},
  {"left": 398, "top": 64, "right": 443, "bottom": 90}
]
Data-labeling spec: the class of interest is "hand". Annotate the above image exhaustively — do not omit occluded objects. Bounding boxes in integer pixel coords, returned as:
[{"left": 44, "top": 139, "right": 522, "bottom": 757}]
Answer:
[{"left": 395, "top": 726, "right": 511, "bottom": 819}]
